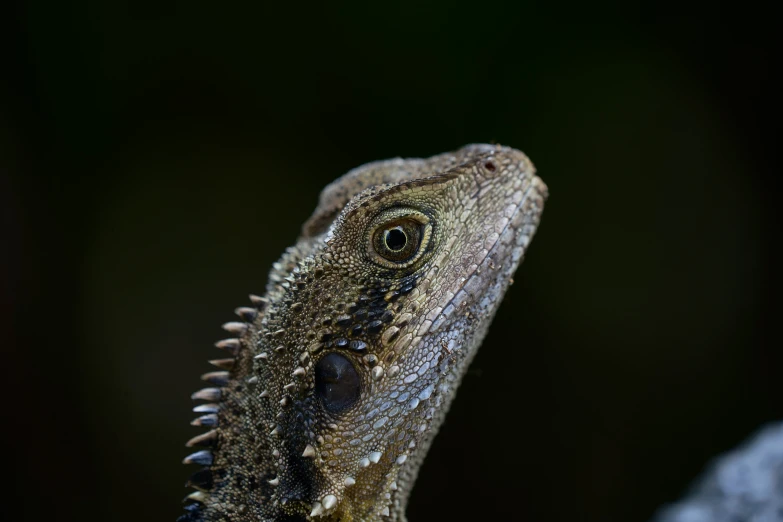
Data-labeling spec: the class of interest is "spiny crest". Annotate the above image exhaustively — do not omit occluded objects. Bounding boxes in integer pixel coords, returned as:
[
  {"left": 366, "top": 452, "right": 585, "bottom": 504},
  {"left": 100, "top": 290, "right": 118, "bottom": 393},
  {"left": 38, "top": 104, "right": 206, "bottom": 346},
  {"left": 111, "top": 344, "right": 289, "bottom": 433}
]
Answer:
[{"left": 180, "top": 293, "right": 269, "bottom": 522}]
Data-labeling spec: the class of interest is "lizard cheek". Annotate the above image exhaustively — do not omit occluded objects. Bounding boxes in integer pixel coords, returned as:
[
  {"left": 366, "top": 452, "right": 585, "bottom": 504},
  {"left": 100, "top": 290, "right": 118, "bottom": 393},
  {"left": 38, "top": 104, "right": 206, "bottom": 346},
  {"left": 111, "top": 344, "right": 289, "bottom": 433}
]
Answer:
[{"left": 315, "top": 352, "right": 362, "bottom": 413}]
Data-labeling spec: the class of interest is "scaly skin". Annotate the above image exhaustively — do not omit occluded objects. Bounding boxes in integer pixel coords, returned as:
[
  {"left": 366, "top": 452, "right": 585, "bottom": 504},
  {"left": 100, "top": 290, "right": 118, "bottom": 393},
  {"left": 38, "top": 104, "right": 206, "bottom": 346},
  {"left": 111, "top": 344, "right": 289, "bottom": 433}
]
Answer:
[{"left": 179, "top": 144, "right": 548, "bottom": 521}]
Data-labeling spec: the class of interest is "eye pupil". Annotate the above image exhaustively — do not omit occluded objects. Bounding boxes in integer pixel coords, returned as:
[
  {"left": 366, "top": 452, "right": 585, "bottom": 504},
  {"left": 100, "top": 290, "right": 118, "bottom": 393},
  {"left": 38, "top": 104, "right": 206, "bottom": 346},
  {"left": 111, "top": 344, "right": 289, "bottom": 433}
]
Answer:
[
  {"left": 384, "top": 227, "right": 407, "bottom": 251},
  {"left": 314, "top": 353, "right": 361, "bottom": 413},
  {"left": 371, "top": 216, "right": 427, "bottom": 265}
]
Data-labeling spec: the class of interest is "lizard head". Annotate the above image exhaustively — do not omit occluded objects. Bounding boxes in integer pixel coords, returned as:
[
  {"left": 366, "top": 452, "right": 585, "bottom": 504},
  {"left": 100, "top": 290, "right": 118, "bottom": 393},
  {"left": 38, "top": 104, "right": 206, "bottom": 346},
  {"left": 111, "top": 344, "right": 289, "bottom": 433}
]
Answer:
[{"left": 181, "top": 145, "right": 547, "bottom": 521}]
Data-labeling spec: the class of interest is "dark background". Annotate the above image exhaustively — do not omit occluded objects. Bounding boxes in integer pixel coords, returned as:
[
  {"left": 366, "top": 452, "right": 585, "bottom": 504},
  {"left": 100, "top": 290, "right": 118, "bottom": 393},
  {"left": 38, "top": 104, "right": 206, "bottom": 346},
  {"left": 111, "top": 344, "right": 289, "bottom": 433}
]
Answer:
[{"left": 3, "top": 2, "right": 779, "bottom": 521}]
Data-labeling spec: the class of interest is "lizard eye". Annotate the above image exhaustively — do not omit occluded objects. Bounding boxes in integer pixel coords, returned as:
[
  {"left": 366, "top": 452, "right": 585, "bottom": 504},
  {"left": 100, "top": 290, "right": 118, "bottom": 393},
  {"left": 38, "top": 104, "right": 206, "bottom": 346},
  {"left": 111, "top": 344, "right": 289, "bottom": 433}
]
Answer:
[
  {"left": 315, "top": 352, "right": 361, "bottom": 413},
  {"left": 374, "top": 220, "right": 421, "bottom": 262},
  {"left": 368, "top": 210, "right": 432, "bottom": 268}
]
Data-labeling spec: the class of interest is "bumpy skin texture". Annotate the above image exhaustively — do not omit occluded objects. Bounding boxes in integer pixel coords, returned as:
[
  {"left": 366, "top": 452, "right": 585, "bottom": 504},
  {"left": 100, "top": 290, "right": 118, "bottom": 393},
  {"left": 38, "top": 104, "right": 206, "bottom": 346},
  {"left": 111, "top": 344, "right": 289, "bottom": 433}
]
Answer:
[{"left": 180, "top": 144, "right": 548, "bottom": 521}]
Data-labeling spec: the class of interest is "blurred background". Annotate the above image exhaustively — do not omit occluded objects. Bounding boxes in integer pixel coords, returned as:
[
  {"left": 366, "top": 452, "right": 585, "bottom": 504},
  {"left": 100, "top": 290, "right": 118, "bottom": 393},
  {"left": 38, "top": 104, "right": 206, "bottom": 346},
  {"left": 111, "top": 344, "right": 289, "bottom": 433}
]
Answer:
[{"left": 3, "top": 1, "right": 779, "bottom": 521}]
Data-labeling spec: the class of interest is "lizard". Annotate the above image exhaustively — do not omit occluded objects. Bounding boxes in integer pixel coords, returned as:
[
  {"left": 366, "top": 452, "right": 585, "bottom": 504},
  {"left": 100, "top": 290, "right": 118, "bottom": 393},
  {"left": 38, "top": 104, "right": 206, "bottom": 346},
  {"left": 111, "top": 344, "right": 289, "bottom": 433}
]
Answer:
[{"left": 178, "top": 143, "right": 548, "bottom": 522}]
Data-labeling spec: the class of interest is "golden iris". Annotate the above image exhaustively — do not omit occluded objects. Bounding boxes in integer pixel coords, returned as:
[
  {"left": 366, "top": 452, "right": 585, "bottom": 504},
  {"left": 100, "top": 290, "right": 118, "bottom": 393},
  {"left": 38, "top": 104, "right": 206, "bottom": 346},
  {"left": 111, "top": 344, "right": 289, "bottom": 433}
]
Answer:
[{"left": 373, "top": 219, "right": 422, "bottom": 263}]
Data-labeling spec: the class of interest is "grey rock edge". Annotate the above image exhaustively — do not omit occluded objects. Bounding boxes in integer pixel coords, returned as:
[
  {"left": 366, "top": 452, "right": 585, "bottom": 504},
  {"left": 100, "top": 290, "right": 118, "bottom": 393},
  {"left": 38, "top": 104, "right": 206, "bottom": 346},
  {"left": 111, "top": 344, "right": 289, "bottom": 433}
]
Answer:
[{"left": 653, "top": 422, "right": 783, "bottom": 522}]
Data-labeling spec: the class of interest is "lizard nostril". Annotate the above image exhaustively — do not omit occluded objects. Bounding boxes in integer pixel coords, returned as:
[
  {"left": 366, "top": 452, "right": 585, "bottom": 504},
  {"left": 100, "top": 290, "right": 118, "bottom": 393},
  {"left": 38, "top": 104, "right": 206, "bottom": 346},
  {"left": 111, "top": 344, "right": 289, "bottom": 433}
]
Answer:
[{"left": 484, "top": 160, "right": 497, "bottom": 172}]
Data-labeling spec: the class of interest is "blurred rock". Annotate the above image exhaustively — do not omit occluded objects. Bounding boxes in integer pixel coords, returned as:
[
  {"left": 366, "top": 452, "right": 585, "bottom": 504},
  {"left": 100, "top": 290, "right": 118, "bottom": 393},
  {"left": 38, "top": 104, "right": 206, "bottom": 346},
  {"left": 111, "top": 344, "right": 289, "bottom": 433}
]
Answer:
[{"left": 654, "top": 422, "right": 783, "bottom": 522}]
